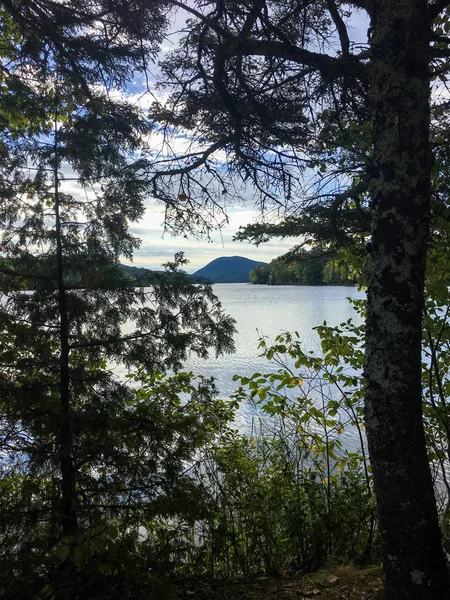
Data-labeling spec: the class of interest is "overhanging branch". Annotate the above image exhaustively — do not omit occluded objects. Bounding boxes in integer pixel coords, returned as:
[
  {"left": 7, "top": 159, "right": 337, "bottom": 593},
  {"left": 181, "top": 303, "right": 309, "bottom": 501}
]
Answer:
[
  {"left": 225, "top": 39, "right": 368, "bottom": 82},
  {"left": 330, "top": 179, "right": 368, "bottom": 232},
  {"left": 327, "top": 0, "right": 350, "bottom": 56},
  {"left": 148, "top": 135, "right": 236, "bottom": 184}
]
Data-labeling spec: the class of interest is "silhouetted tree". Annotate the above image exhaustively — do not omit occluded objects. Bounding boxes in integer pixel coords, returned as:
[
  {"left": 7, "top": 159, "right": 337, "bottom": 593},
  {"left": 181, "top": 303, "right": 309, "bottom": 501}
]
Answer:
[{"left": 149, "top": 1, "right": 450, "bottom": 596}]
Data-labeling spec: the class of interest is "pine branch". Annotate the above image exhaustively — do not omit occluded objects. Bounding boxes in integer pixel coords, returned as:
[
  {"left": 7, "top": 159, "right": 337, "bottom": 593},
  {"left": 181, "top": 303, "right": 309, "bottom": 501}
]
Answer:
[{"left": 327, "top": 0, "right": 350, "bottom": 56}]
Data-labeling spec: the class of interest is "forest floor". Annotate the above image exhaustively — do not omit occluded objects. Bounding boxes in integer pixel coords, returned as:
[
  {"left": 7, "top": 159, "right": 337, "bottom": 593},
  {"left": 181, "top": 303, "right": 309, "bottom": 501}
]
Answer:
[
  {"left": 2, "top": 563, "right": 384, "bottom": 599},
  {"left": 178, "top": 565, "right": 384, "bottom": 600}
]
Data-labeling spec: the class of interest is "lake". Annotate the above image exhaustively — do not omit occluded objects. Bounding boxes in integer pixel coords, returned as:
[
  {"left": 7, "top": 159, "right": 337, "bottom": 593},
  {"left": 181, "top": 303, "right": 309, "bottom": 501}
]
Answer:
[
  {"left": 185, "top": 283, "right": 365, "bottom": 388},
  {"left": 119, "top": 283, "right": 365, "bottom": 446},
  {"left": 184, "top": 284, "right": 366, "bottom": 442}
]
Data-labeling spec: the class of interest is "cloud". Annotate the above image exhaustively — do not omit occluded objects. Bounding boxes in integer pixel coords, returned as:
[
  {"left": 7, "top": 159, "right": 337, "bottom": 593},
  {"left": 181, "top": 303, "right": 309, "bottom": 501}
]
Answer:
[
  {"left": 123, "top": 215, "right": 295, "bottom": 272},
  {"left": 123, "top": 191, "right": 298, "bottom": 271}
]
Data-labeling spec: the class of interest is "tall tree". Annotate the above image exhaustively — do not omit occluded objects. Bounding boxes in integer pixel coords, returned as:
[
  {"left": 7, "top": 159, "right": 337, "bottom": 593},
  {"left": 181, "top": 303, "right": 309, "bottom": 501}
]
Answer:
[
  {"left": 0, "top": 0, "right": 235, "bottom": 561},
  {"left": 149, "top": 0, "right": 450, "bottom": 596}
]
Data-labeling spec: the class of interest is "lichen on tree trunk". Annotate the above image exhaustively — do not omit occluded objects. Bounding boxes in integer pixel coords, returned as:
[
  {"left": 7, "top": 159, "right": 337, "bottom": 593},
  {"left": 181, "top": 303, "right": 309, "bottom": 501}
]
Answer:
[{"left": 365, "top": 0, "right": 449, "bottom": 597}]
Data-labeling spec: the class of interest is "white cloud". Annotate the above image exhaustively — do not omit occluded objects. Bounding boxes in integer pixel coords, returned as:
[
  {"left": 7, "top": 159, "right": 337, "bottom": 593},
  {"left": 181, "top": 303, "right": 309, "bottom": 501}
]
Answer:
[{"left": 125, "top": 200, "right": 296, "bottom": 272}]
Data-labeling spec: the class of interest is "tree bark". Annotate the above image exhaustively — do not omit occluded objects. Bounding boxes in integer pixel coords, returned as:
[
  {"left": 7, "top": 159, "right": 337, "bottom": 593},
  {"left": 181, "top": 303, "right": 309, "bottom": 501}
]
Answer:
[{"left": 365, "top": 0, "right": 449, "bottom": 597}]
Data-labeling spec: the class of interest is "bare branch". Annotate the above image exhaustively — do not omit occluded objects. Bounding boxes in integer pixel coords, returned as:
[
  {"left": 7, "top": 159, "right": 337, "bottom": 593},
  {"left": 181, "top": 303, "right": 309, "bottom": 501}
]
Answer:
[
  {"left": 330, "top": 179, "right": 368, "bottom": 231},
  {"left": 148, "top": 135, "right": 236, "bottom": 182},
  {"left": 224, "top": 39, "right": 368, "bottom": 82},
  {"left": 327, "top": 0, "right": 350, "bottom": 56}
]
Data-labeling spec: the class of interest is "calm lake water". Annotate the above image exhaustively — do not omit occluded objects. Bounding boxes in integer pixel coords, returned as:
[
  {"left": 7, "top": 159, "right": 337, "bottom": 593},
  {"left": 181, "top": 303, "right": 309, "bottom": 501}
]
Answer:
[
  {"left": 120, "top": 284, "right": 365, "bottom": 446},
  {"left": 183, "top": 284, "right": 365, "bottom": 443},
  {"left": 185, "top": 283, "right": 365, "bottom": 393}
]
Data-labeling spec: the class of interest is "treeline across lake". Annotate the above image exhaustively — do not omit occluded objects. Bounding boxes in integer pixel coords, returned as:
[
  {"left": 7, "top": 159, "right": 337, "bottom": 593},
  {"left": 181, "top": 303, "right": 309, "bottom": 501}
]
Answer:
[
  {"left": 0, "top": 259, "right": 205, "bottom": 291},
  {"left": 250, "top": 246, "right": 356, "bottom": 286}
]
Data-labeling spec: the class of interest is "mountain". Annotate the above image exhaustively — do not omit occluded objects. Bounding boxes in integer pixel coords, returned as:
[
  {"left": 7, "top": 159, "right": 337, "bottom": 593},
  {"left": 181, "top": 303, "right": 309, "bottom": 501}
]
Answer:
[{"left": 193, "top": 256, "right": 267, "bottom": 283}]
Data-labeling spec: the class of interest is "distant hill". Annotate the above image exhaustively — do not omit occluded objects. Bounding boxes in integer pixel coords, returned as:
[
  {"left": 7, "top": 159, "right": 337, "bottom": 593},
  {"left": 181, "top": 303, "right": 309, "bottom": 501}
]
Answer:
[
  {"left": 120, "top": 264, "right": 157, "bottom": 282},
  {"left": 120, "top": 264, "right": 209, "bottom": 285},
  {"left": 193, "top": 256, "right": 267, "bottom": 283},
  {"left": 120, "top": 264, "right": 195, "bottom": 284}
]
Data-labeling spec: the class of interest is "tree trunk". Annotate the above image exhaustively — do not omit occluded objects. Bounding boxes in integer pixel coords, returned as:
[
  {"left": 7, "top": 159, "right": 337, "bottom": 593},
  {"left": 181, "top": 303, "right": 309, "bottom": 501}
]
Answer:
[
  {"left": 365, "top": 0, "right": 449, "bottom": 597},
  {"left": 54, "top": 111, "right": 78, "bottom": 538}
]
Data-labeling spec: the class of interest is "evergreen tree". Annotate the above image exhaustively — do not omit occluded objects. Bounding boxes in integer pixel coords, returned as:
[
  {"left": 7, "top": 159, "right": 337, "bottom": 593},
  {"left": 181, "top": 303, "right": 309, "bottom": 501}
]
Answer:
[
  {"left": 0, "top": 0, "right": 235, "bottom": 578},
  {"left": 249, "top": 245, "right": 350, "bottom": 285}
]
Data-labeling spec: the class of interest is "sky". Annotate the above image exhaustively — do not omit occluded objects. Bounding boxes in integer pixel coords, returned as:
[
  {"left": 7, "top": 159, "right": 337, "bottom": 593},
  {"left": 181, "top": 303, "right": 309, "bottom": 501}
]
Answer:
[
  {"left": 117, "top": 4, "right": 371, "bottom": 273},
  {"left": 128, "top": 204, "right": 299, "bottom": 273}
]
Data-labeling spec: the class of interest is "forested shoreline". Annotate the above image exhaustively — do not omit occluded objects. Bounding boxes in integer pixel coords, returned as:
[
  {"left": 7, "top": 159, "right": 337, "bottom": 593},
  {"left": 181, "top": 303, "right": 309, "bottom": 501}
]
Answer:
[{"left": 249, "top": 247, "right": 356, "bottom": 286}]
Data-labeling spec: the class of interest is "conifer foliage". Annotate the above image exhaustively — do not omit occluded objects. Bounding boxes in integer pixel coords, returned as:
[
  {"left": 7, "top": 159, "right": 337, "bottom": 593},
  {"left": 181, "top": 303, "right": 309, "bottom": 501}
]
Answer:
[{"left": 0, "top": 0, "right": 235, "bottom": 579}]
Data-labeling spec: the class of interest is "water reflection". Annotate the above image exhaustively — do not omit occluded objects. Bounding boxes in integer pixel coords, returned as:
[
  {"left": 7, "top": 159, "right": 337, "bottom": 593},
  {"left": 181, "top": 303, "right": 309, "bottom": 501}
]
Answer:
[{"left": 186, "top": 283, "right": 364, "bottom": 391}]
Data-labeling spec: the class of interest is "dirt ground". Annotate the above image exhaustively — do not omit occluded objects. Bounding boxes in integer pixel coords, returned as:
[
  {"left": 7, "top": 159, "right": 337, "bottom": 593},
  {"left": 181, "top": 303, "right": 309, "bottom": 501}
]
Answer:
[
  {"left": 0, "top": 563, "right": 384, "bottom": 599},
  {"left": 179, "top": 565, "right": 384, "bottom": 600}
]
